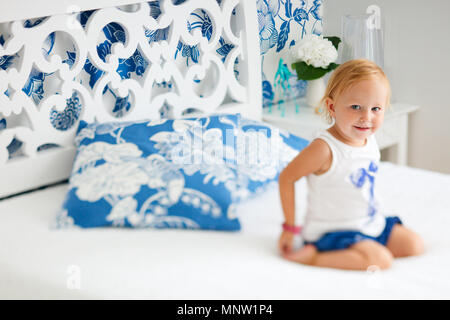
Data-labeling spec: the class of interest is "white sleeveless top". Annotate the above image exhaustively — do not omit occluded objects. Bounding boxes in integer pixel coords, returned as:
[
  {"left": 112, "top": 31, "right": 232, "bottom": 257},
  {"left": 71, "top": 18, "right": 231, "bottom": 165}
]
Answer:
[{"left": 302, "top": 130, "right": 386, "bottom": 242}]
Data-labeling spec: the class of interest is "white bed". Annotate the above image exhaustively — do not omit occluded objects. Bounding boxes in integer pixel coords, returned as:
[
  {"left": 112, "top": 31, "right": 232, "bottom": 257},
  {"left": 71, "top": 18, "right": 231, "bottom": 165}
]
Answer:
[
  {"left": 1, "top": 0, "right": 449, "bottom": 300},
  {"left": 1, "top": 162, "right": 450, "bottom": 299}
]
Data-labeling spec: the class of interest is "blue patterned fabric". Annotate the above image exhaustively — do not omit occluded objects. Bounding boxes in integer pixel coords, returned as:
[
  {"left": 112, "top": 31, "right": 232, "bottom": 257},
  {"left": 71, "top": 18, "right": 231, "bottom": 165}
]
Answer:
[
  {"left": 257, "top": 0, "right": 323, "bottom": 106},
  {"left": 56, "top": 114, "right": 310, "bottom": 230},
  {"left": 235, "top": 118, "right": 309, "bottom": 199},
  {"left": 56, "top": 114, "right": 243, "bottom": 230}
]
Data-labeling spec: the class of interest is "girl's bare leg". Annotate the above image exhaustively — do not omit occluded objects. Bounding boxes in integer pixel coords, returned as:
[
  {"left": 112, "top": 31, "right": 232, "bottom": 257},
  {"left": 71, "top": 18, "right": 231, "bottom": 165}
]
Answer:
[
  {"left": 283, "top": 240, "right": 394, "bottom": 271},
  {"left": 386, "top": 224, "right": 424, "bottom": 258}
]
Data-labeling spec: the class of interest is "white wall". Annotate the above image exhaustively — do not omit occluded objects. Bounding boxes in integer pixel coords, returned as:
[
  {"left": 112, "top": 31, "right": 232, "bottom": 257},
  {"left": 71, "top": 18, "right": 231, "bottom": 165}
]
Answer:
[{"left": 323, "top": 0, "right": 450, "bottom": 174}]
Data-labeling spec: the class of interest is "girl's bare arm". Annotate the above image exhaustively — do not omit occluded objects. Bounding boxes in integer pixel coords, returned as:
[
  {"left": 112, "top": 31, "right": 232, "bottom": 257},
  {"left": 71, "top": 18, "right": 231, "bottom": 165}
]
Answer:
[{"left": 278, "top": 138, "right": 332, "bottom": 227}]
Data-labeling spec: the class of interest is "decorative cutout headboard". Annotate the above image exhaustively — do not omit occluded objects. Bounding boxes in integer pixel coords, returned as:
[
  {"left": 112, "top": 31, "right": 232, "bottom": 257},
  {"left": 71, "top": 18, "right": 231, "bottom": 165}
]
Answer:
[{"left": 0, "top": 0, "right": 261, "bottom": 198}]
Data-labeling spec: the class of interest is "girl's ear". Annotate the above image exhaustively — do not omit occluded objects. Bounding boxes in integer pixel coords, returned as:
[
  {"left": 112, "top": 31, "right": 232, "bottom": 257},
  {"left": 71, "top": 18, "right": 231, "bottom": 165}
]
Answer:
[{"left": 325, "top": 97, "right": 335, "bottom": 118}]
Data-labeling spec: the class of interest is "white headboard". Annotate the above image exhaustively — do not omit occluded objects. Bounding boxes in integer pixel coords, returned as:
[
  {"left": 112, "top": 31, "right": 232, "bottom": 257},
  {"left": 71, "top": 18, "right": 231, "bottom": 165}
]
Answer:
[{"left": 0, "top": 0, "right": 261, "bottom": 198}]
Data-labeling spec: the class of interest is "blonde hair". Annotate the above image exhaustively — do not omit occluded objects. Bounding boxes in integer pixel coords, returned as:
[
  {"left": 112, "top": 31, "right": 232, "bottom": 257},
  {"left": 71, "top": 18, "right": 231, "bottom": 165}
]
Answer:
[{"left": 319, "top": 59, "right": 391, "bottom": 124}]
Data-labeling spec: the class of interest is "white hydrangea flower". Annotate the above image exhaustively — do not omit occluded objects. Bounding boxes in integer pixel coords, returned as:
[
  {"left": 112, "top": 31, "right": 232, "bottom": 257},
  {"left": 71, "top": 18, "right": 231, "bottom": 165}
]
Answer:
[{"left": 293, "top": 34, "right": 338, "bottom": 68}]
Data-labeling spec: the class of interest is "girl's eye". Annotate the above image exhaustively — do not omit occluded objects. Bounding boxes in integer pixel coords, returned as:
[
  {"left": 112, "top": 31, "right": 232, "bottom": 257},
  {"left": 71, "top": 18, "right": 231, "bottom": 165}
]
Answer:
[
  {"left": 351, "top": 105, "right": 361, "bottom": 110},
  {"left": 372, "top": 106, "right": 381, "bottom": 112}
]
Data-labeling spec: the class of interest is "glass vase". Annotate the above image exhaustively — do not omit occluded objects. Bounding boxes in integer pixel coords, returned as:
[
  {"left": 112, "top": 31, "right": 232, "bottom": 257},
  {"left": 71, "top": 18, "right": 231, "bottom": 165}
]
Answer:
[{"left": 341, "top": 12, "right": 384, "bottom": 68}]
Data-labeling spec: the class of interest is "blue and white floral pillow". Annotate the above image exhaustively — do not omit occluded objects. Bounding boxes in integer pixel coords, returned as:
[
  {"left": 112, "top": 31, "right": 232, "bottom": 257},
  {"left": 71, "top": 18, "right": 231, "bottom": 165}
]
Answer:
[
  {"left": 56, "top": 114, "right": 243, "bottom": 231},
  {"left": 235, "top": 117, "right": 309, "bottom": 199}
]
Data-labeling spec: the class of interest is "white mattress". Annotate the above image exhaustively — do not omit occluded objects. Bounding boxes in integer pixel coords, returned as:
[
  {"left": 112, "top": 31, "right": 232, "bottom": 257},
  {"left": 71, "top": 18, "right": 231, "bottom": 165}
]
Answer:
[{"left": 1, "top": 162, "right": 450, "bottom": 299}]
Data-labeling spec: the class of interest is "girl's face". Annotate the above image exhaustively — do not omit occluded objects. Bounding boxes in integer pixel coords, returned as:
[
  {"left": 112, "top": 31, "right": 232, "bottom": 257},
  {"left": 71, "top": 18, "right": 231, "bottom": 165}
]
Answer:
[{"left": 326, "top": 77, "right": 389, "bottom": 147}]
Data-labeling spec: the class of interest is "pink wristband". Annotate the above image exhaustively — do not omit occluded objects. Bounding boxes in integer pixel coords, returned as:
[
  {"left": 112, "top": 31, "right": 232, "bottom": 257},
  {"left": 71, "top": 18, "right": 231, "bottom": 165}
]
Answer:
[{"left": 282, "top": 223, "right": 302, "bottom": 234}]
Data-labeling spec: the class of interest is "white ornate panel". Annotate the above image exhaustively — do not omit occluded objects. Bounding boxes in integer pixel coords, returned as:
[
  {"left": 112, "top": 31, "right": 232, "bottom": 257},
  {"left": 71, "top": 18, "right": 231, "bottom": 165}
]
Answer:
[{"left": 0, "top": 0, "right": 261, "bottom": 197}]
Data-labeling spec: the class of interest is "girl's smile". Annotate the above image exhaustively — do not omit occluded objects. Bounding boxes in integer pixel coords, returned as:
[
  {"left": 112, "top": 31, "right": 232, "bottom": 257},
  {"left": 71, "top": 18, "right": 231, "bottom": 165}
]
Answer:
[{"left": 354, "top": 126, "right": 371, "bottom": 131}]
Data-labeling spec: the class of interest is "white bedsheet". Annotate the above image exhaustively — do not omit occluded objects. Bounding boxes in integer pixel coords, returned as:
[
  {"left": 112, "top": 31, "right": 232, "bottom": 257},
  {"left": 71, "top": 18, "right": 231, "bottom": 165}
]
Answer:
[{"left": 1, "top": 162, "right": 450, "bottom": 299}]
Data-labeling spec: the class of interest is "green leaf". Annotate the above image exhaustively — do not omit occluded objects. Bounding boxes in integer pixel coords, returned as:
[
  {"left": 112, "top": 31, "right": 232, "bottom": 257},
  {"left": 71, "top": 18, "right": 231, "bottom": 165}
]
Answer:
[
  {"left": 291, "top": 61, "right": 329, "bottom": 80},
  {"left": 324, "top": 36, "right": 341, "bottom": 50},
  {"left": 327, "top": 62, "right": 339, "bottom": 71}
]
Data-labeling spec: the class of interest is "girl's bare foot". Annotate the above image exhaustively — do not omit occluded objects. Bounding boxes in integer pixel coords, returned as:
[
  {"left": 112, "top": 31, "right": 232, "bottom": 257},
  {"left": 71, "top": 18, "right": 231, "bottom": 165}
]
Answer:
[{"left": 283, "top": 244, "right": 317, "bottom": 265}]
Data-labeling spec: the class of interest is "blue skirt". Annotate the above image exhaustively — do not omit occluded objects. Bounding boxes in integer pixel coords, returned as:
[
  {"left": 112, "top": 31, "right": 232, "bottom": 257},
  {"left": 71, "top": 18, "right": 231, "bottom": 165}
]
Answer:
[{"left": 304, "top": 216, "right": 402, "bottom": 252}]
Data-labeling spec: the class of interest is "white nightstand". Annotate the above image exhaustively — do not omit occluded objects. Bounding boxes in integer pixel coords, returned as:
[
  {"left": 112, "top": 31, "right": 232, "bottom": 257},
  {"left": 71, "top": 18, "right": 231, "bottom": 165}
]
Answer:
[{"left": 262, "top": 99, "right": 419, "bottom": 165}]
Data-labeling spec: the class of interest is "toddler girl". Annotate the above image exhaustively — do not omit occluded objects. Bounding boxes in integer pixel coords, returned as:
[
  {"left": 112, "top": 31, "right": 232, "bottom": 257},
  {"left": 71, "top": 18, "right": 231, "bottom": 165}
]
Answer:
[{"left": 278, "top": 59, "right": 424, "bottom": 270}]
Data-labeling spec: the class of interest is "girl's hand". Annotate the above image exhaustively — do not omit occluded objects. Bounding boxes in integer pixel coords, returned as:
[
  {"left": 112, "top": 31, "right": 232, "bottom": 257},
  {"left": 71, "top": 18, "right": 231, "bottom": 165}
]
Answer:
[{"left": 278, "top": 230, "right": 295, "bottom": 255}]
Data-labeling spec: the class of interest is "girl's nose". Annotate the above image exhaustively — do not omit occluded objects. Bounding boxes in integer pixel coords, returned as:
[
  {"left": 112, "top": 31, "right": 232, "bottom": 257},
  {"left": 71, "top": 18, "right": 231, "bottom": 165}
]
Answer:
[{"left": 361, "top": 109, "right": 371, "bottom": 121}]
